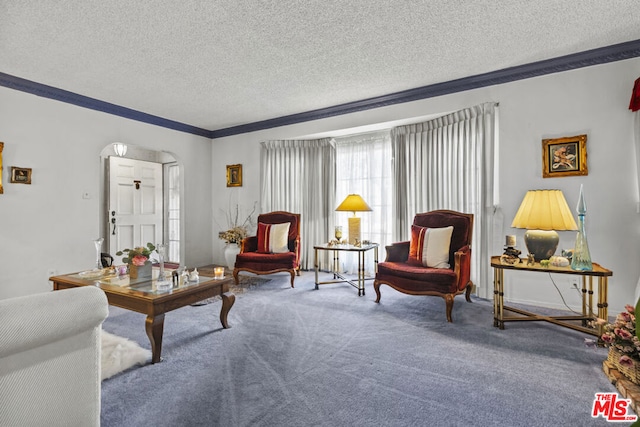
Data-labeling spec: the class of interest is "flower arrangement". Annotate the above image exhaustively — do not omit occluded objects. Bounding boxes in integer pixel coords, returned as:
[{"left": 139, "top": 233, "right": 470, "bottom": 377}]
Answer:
[
  {"left": 116, "top": 243, "right": 157, "bottom": 266},
  {"left": 217, "top": 202, "right": 257, "bottom": 245},
  {"left": 601, "top": 304, "right": 640, "bottom": 367}
]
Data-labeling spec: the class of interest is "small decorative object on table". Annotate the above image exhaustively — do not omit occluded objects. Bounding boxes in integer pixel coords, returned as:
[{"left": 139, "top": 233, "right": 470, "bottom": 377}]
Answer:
[
  {"left": 93, "top": 237, "right": 104, "bottom": 271},
  {"left": 601, "top": 304, "right": 640, "bottom": 384},
  {"left": 214, "top": 267, "right": 225, "bottom": 279},
  {"left": 549, "top": 256, "right": 570, "bottom": 267},
  {"left": 527, "top": 253, "right": 535, "bottom": 266},
  {"left": 571, "top": 184, "right": 593, "bottom": 271},
  {"left": 116, "top": 243, "right": 157, "bottom": 280},
  {"left": 334, "top": 226, "right": 343, "bottom": 241},
  {"left": 500, "top": 235, "right": 521, "bottom": 265}
]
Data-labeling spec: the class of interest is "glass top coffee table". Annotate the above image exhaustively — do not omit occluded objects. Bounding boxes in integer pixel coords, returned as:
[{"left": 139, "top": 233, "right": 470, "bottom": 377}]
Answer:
[
  {"left": 50, "top": 268, "right": 235, "bottom": 363},
  {"left": 313, "top": 243, "right": 379, "bottom": 296}
]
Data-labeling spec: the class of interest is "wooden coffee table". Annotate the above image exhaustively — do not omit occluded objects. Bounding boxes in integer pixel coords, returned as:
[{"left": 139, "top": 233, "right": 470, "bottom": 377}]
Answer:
[{"left": 50, "top": 268, "right": 235, "bottom": 363}]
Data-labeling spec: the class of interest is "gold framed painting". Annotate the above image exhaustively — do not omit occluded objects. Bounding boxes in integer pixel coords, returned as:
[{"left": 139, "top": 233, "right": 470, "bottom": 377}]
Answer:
[
  {"left": 542, "top": 134, "right": 588, "bottom": 178},
  {"left": 226, "top": 164, "right": 242, "bottom": 187},
  {"left": 11, "top": 166, "right": 32, "bottom": 184}
]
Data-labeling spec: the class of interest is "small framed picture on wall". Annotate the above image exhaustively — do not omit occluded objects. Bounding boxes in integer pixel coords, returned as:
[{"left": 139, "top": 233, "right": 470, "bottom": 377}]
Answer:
[
  {"left": 542, "top": 134, "right": 588, "bottom": 178},
  {"left": 10, "top": 166, "right": 32, "bottom": 184},
  {"left": 226, "top": 164, "right": 242, "bottom": 187}
]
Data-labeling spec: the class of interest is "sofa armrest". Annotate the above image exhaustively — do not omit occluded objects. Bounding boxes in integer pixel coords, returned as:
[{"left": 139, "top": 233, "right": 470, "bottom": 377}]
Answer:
[
  {"left": 0, "top": 286, "right": 108, "bottom": 359},
  {"left": 385, "top": 241, "right": 410, "bottom": 262},
  {"left": 0, "top": 286, "right": 108, "bottom": 427}
]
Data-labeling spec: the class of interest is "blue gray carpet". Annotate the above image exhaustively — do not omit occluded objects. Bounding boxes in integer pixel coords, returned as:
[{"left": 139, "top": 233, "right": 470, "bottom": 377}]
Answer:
[{"left": 101, "top": 271, "right": 617, "bottom": 426}]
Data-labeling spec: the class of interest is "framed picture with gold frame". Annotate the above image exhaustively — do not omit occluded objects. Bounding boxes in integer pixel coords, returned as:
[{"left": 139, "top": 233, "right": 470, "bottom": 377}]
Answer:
[
  {"left": 542, "top": 134, "right": 588, "bottom": 178},
  {"left": 226, "top": 164, "right": 242, "bottom": 187},
  {"left": 11, "top": 166, "right": 32, "bottom": 184}
]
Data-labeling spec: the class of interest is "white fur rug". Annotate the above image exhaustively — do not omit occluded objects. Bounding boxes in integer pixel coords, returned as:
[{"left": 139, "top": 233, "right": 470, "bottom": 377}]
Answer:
[{"left": 101, "top": 330, "right": 151, "bottom": 380}]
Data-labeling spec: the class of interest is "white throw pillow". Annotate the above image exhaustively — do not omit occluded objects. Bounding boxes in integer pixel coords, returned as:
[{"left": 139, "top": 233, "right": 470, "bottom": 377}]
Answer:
[
  {"left": 269, "top": 222, "right": 290, "bottom": 253},
  {"left": 409, "top": 225, "right": 453, "bottom": 268},
  {"left": 257, "top": 222, "right": 291, "bottom": 253}
]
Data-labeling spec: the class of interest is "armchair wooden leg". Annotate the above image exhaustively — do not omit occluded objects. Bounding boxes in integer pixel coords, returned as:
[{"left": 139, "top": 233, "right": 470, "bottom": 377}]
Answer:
[
  {"left": 374, "top": 280, "right": 382, "bottom": 303},
  {"left": 233, "top": 268, "right": 240, "bottom": 286},
  {"left": 465, "top": 281, "right": 473, "bottom": 303},
  {"left": 289, "top": 270, "right": 295, "bottom": 288},
  {"left": 444, "top": 294, "right": 454, "bottom": 323}
]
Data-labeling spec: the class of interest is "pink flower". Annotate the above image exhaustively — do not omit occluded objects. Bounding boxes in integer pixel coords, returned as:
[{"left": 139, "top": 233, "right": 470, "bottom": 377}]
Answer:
[
  {"left": 619, "top": 312, "right": 632, "bottom": 323},
  {"left": 626, "top": 304, "right": 636, "bottom": 315},
  {"left": 131, "top": 255, "right": 148, "bottom": 266},
  {"left": 619, "top": 355, "right": 635, "bottom": 368},
  {"left": 615, "top": 328, "right": 633, "bottom": 340},
  {"left": 601, "top": 333, "right": 615, "bottom": 343}
]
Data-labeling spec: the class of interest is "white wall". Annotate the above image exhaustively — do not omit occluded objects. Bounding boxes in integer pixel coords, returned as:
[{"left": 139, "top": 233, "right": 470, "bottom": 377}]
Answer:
[
  {"left": 212, "top": 57, "right": 640, "bottom": 314},
  {"left": 0, "top": 87, "right": 213, "bottom": 299}
]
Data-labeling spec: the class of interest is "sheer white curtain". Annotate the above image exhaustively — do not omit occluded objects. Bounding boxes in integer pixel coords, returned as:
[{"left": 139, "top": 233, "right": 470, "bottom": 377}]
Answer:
[
  {"left": 335, "top": 131, "right": 392, "bottom": 274},
  {"left": 390, "top": 102, "right": 498, "bottom": 296},
  {"left": 261, "top": 139, "right": 336, "bottom": 270}
]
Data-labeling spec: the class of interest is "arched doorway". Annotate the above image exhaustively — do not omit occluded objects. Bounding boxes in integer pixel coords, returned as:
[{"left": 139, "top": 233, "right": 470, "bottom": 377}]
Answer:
[{"left": 99, "top": 143, "right": 182, "bottom": 264}]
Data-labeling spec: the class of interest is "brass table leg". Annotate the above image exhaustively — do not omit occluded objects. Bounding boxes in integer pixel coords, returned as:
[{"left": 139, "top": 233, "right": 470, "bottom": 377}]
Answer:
[{"left": 314, "top": 248, "right": 319, "bottom": 290}]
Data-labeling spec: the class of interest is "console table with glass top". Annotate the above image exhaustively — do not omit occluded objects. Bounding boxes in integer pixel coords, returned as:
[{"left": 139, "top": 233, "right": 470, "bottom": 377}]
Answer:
[
  {"left": 491, "top": 256, "right": 612, "bottom": 339},
  {"left": 314, "top": 243, "right": 379, "bottom": 296}
]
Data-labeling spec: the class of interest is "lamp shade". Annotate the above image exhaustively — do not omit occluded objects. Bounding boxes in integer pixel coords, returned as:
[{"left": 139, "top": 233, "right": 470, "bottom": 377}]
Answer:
[
  {"left": 335, "top": 194, "right": 372, "bottom": 213},
  {"left": 511, "top": 190, "right": 577, "bottom": 231}
]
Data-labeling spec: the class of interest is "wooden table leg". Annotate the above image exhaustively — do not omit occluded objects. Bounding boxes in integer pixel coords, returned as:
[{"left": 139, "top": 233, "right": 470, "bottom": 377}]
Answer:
[
  {"left": 145, "top": 313, "right": 165, "bottom": 364},
  {"left": 220, "top": 292, "right": 235, "bottom": 329}
]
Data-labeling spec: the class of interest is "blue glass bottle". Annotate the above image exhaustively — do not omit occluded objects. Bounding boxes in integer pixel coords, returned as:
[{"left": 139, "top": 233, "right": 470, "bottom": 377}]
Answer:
[{"left": 571, "top": 185, "right": 592, "bottom": 271}]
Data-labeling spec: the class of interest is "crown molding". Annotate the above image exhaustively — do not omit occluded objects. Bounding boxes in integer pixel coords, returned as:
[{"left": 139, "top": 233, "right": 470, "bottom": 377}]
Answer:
[
  {"left": 2, "top": 39, "right": 639, "bottom": 140},
  {"left": 0, "top": 72, "right": 211, "bottom": 138}
]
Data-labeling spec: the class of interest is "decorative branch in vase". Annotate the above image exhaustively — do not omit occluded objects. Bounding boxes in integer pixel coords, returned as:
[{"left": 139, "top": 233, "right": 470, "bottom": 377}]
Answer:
[
  {"left": 217, "top": 201, "right": 257, "bottom": 246},
  {"left": 216, "top": 201, "right": 257, "bottom": 270}
]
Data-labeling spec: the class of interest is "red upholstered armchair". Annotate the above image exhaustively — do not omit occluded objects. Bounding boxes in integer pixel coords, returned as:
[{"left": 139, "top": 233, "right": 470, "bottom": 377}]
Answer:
[
  {"left": 233, "top": 211, "right": 301, "bottom": 287},
  {"left": 374, "top": 210, "right": 474, "bottom": 322}
]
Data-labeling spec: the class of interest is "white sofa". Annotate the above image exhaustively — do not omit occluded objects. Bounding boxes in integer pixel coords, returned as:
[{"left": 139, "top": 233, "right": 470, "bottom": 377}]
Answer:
[{"left": 0, "top": 286, "right": 108, "bottom": 427}]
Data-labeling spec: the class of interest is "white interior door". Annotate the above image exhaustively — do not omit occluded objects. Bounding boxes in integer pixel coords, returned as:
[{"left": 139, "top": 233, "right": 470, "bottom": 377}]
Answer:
[{"left": 109, "top": 157, "right": 163, "bottom": 263}]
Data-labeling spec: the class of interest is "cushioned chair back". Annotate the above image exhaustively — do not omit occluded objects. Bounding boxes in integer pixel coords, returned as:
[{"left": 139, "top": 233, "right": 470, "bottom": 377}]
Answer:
[
  {"left": 256, "top": 211, "right": 300, "bottom": 250},
  {"left": 413, "top": 210, "right": 473, "bottom": 266}
]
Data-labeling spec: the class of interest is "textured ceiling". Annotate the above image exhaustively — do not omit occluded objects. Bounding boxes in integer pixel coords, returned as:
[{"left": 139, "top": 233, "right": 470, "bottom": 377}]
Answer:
[{"left": 2, "top": 1, "right": 640, "bottom": 133}]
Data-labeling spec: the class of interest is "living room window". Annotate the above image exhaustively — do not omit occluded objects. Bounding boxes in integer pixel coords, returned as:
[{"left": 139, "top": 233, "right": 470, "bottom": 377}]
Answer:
[{"left": 335, "top": 131, "right": 392, "bottom": 274}]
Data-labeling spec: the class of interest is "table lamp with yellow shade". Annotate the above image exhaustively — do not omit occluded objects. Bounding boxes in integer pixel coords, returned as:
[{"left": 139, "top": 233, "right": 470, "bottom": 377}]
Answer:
[
  {"left": 511, "top": 189, "right": 577, "bottom": 262},
  {"left": 335, "top": 194, "right": 372, "bottom": 245}
]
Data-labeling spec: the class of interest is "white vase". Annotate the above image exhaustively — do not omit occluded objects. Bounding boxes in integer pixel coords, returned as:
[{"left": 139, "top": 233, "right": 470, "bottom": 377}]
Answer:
[{"left": 224, "top": 244, "right": 240, "bottom": 270}]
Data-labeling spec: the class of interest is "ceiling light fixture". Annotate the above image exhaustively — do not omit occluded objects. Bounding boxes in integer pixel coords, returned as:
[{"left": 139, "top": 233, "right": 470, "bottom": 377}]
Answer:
[{"left": 112, "top": 142, "right": 127, "bottom": 157}]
